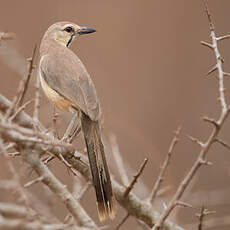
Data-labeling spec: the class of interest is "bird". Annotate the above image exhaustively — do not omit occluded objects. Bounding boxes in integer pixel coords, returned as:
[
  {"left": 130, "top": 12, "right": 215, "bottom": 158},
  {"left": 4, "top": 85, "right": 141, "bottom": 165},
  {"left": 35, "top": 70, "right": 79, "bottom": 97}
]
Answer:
[{"left": 38, "top": 22, "right": 115, "bottom": 221}]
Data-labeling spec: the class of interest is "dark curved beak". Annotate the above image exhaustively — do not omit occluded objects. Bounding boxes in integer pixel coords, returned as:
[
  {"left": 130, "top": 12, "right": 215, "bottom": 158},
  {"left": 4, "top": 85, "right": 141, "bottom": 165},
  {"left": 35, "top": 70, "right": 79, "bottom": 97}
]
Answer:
[{"left": 76, "top": 27, "right": 96, "bottom": 35}]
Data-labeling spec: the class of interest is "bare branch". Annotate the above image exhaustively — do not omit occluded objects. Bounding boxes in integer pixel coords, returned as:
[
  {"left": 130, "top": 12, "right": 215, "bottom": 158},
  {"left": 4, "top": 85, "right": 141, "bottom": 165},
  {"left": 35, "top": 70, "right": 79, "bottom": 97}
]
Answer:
[
  {"left": 115, "top": 213, "right": 130, "bottom": 230},
  {"left": 16, "top": 45, "right": 37, "bottom": 108},
  {"left": 5, "top": 46, "right": 36, "bottom": 119},
  {"left": 0, "top": 202, "right": 34, "bottom": 219},
  {"left": 176, "top": 201, "right": 193, "bottom": 208},
  {"left": 148, "top": 127, "right": 180, "bottom": 204},
  {"left": 151, "top": 2, "right": 230, "bottom": 229},
  {"left": 206, "top": 64, "right": 217, "bottom": 76},
  {"left": 200, "top": 41, "right": 213, "bottom": 50},
  {"left": 0, "top": 32, "right": 15, "bottom": 41},
  {"left": 0, "top": 108, "right": 184, "bottom": 230},
  {"left": 123, "top": 158, "right": 148, "bottom": 197},
  {"left": 196, "top": 206, "right": 216, "bottom": 230},
  {"left": 203, "top": 116, "right": 219, "bottom": 128},
  {"left": 216, "top": 34, "right": 230, "bottom": 41},
  {"left": 110, "top": 134, "right": 129, "bottom": 186},
  {"left": 0, "top": 218, "right": 74, "bottom": 230},
  {"left": 186, "top": 135, "right": 204, "bottom": 147},
  {"left": 24, "top": 149, "right": 97, "bottom": 229},
  {"left": 52, "top": 106, "right": 59, "bottom": 138},
  {"left": 33, "top": 74, "right": 41, "bottom": 129},
  {"left": 203, "top": 0, "right": 228, "bottom": 114},
  {"left": 9, "top": 99, "right": 34, "bottom": 122},
  {"left": 0, "top": 139, "right": 31, "bottom": 210},
  {"left": 215, "top": 138, "right": 230, "bottom": 151},
  {"left": 24, "top": 176, "right": 44, "bottom": 188}
]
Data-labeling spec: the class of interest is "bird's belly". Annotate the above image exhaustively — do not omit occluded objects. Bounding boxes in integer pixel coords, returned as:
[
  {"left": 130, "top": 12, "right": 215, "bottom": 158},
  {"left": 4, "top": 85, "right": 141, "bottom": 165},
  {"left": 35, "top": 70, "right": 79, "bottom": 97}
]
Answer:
[{"left": 40, "top": 74, "right": 73, "bottom": 112}]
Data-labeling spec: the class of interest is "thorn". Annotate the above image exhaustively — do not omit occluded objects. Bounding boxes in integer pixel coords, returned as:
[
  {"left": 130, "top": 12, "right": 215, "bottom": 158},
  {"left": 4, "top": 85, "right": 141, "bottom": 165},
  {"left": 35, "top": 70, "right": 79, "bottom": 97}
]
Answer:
[
  {"left": 24, "top": 176, "right": 44, "bottom": 188},
  {"left": 26, "top": 57, "right": 32, "bottom": 62},
  {"left": 42, "top": 155, "right": 55, "bottom": 164},
  {"left": 215, "top": 138, "right": 230, "bottom": 151},
  {"left": 196, "top": 206, "right": 216, "bottom": 219},
  {"left": 199, "top": 159, "right": 213, "bottom": 166},
  {"left": 8, "top": 152, "right": 20, "bottom": 157},
  {"left": 203, "top": 117, "right": 219, "bottom": 128},
  {"left": 224, "top": 72, "right": 230, "bottom": 77},
  {"left": 206, "top": 64, "right": 217, "bottom": 76},
  {"left": 219, "top": 56, "right": 224, "bottom": 63},
  {"left": 216, "top": 34, "right": 230, "bottom": 41},
  {"left": 115, "top": 213, "right": 130, "bottom": 230},
  {"left": 200, "top": 41, "right": 213, "bottom": 50},
  {"left": 203, "top": 0, "right": 215, "bottom": 31},
  {"left": 123, "top": 158, "right": 148, "bottom": 197},
  {"left": 176, "top": 201, "right": 193, "bottom": 208},
  {"left": 163, "top": 202, "right": 168, "bottom": 210},
  {"left": 186, "top": 134, "right": 204, "bottom": 147}
]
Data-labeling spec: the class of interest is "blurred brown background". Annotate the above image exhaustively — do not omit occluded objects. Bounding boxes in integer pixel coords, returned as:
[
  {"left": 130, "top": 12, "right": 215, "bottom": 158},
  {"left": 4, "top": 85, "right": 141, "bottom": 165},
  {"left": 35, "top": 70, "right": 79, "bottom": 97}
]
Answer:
[{"left": 1, "top": 0, "right": 230, "bottom": 229}]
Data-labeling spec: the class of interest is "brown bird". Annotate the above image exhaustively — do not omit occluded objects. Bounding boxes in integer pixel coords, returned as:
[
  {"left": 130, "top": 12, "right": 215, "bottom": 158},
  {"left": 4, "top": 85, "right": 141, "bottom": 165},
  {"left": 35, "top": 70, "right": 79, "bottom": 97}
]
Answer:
[{"left": 39, "top": 22, "right": 115, "bottom": 221}]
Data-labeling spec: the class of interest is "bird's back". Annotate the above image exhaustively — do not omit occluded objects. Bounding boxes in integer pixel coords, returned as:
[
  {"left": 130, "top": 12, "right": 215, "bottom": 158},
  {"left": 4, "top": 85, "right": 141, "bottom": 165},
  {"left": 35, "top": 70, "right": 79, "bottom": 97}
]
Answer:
[{"left": 39, "top": 40, "right": 101, "bottom": 121}]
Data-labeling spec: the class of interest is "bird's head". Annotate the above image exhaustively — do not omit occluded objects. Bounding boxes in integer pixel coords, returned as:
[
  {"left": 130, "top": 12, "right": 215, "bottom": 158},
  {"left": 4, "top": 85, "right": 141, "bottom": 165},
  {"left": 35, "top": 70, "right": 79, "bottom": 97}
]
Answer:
[{"left": 44, "top": 22, "right": 96, "bottom": 47}]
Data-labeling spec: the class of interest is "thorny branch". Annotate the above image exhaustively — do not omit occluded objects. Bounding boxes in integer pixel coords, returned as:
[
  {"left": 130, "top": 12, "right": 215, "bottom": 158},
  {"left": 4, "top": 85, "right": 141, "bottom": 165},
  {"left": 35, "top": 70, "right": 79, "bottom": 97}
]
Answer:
[
  {"left": 123, "top": 158, "right": 148, "bottom": 197},
  {"left": 148, "top": 127, "right": 181, "bottom": 204},
  {"left": 0, "top": 94, "right": 184, "bottom": 230},
  {"left": 5, "top": 45, "right": 36, "bottom": 119},
  {"left": 0, "top": 2, "right": 230, "bottom": 230},
  {"left": 151, "top": 1, "right": 230, "bottom": 229}
]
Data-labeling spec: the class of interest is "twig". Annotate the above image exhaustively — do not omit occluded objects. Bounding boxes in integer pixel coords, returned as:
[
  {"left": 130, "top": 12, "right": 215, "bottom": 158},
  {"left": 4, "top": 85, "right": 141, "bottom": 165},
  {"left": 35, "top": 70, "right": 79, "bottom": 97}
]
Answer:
[
  {"left": 215, "top": 138, "right": 230, "bottom": 150},
  {"left": 16, "top": 45, "right": 37, "bottom": 108},
  {"left": 115, "top": 213, "right": 130, "bottom": 230},
  {"left": 0, "top": 94, "right": 45, "bottom": 130},
  {"left": 33, "top": 74, "right": 41, "bottom": 129},
  {"left": 148, "top": 127, "right": 180, "bottom": 204},
  {"left": 123, "top": 158, "right": 148, "bottom": 197},
  {"left": 0, "top": 218, "right": 72, "bottom": 230},
  {"left": 52, "top": 106, "right": 59, "bottom": 138},
  {"left": 76, "top": 182, "right": 91, "bottom": 202},
  {"left": 69, "top": 125, "right": 81, "bottom": 143},
  {"left": 216, "top": 34, "right": 230, "bottom": 41},
  {"left": 186, "top": 135, "right": 204, "bottom": 147},
  {"left": 196, "top": 206, "right": 216, "bottom": 230},
  {"left": 24, "top": 176, "right": 44, "bottom": 188},
  {"left": 203, "top": 0, "right": 227, "bottom": 114},
  {"left": 0, "top": 139, "right": 31, "bottom": 210},
  {"left": 62, "top": 112, "right": 78, "bottom": 141},
  {"left": 110, "top": 134, "right": 129, "bottom": 186},
  {"left": 5, "top": 46, "right": 36, "bottom": 119},
  {"left": 0, "top": 32, "right": 15, "bottom": 41},
  {"left": 0, "top": 202, "right": 35, "bottom": 219},
  {"left": 9, "top": 99, "right": 34, "bottom": 122},
  {"left": 206, "top": 64, "right": 217, "bottom": 76}
]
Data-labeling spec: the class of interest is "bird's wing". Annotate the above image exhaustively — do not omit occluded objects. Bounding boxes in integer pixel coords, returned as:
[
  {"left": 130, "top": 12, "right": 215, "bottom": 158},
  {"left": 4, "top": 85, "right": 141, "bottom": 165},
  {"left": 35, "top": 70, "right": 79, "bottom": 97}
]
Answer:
[{"left": 39, "top": 51, "right": 100, "bottom": 121}]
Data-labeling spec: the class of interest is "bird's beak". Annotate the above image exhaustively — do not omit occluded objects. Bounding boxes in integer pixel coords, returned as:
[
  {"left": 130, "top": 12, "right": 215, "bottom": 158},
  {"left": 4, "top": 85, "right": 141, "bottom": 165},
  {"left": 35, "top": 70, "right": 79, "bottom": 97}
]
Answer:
[{"left": 76, "top": 27, "right": 96, "bottom": 35}]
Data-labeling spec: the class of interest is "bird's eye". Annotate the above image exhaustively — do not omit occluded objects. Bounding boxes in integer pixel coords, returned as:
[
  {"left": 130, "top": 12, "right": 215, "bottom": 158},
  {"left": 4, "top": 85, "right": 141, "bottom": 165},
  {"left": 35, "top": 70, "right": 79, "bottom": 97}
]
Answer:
[{"left": 64, "top": 26, "right": 74, "bottom": 33}]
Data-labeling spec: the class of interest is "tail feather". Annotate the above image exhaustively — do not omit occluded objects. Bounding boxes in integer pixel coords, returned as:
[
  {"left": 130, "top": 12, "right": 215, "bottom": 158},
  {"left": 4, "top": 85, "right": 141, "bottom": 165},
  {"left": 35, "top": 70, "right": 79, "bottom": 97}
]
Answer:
[{"left": 81, "top": 112, "right": 115, "bottom": 221}]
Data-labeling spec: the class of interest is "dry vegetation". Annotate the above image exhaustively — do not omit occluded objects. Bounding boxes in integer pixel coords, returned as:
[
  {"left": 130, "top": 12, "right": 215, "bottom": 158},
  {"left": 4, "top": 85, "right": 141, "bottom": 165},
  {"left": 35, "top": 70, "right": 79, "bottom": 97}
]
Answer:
[{"left": 0, "top": 1, "right": 229, "bottom": 230}]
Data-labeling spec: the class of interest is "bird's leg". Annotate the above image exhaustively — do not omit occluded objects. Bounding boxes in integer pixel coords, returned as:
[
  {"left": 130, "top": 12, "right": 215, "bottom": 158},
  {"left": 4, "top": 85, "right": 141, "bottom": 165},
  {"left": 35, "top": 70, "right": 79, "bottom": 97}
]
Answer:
[{"left": 62, "top": 111, "right": 78, "bottom": 141}]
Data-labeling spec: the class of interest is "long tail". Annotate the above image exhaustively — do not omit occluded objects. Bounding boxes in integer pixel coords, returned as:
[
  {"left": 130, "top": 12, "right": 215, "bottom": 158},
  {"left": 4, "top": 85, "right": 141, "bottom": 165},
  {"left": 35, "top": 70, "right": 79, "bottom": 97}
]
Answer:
[{"left": 81, "top": 112, "right": 115, "bottom": 221}]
